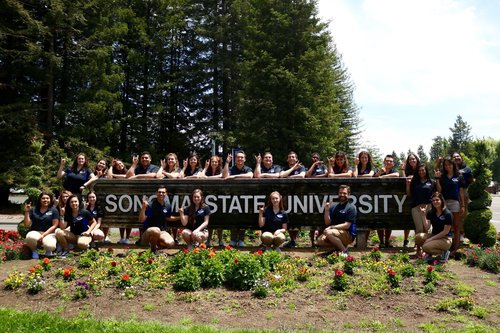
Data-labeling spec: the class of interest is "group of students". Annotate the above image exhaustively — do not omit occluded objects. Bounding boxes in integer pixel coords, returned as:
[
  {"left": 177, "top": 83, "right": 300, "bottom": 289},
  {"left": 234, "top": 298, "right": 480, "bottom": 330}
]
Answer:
[{"left": 23, "top": 148, "right": 472, "bottom": 262}]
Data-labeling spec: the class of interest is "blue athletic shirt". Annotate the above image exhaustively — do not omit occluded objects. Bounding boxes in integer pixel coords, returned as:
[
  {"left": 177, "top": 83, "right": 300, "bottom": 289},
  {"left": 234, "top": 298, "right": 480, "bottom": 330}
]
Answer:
[
  {"left": 29, "top": 207, "right": 59, "bottom": 232},
  {"left": 143, "top": 200, "right": 173, "bottom": 231},
  {"left": 329, "top": 202, "right": 357, "bottom": 237},
  {"left": 66, "top": 209, "right": 94, "bottom": 236},
  {"left": 426, "top": 208, "right": 452, "bottom": 237},
  {"left": 262, "top": 207, "right": 288, "bottom": 233}
]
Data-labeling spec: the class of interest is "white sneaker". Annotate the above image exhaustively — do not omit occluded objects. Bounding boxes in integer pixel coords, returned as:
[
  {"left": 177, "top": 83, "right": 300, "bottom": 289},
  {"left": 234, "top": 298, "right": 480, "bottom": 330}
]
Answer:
[
  {"left": 237, "top": 240, "right": 245, "bottom": 247},
  {"left": 122, "top": 239, "right": 130, "bottom": 245},
  {"left": 104, "top": 236, "right": 111, "bottom": 243}
]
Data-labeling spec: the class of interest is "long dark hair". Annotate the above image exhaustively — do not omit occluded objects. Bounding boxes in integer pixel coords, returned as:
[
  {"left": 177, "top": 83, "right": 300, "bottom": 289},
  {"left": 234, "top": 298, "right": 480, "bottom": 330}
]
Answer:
[
  {"left": 35, "top": 191, "right": 54, "bottom": 211},
  {"left": 441, "top": 156, "right": 459, "bottom": 177},
  {"left": 70, "top": 153, "right": 89, "bottom": 172},
  {"left": 93, "top": 159, "right": 108, "bottom": 176},
  {"left": 404, "top": 153, "right": 420, "bottom": 176},
  {"left": 356, "top": 151, "right": 373, "bottom": 173},
  {"left": 430, "top": 192, "right": 446, "bottom": 214},
  {"left": 187, "top": 189, "right": 206, "bottom": 225},
  {"left": 64, "top": 194, "right": 82, "bottom": 221},
  {"left": 410, "top": 164, "right": 430, "bottom": 192},
  {"left": 187, "top": 153, "right": 201, "bottom": 171},
  {"left": 112, "top": 159, "right": 127, "bottom": 175},
  {"left": 333, "top": 151, "right": 349, "bottom": 173}
]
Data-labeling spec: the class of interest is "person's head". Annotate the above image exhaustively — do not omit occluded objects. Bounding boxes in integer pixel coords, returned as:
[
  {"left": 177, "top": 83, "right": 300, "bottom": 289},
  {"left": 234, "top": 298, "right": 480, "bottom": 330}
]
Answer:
[
  {"left": 188, "top": 153, "right": 200, "bottom": 169},
  {"left": 87, "top": 191, "right": 97, "bottom": 207},
  {"left": 113, "top": 159, "right": 126, "bottom": 174},
  {"left": 442, "top": 156, "right": 459, "bottom": 176},
  {"left": 334, "top": 151, "right": 349, "bottom": 170},
  {"left": 338, "top": 185, "right": 350, "bottom": 203},
  {"left": 59, "top": 190, "right": 72, "bottom": 207},
  {"left": 262, "top": 152, "right": 274, "bottom": 167},
  {"left": 235, "top": 151, "right": 246, "bottom": 167},
  {"left": 190, "top": 189, "right": 204, "bottom": 207},
  {"left": 452, "top": 152, "right": 463, "bottom": 166},
  {"left": 210, "top": 155, "right": 222, "bottom": 171},
  {"left": 417, "top": 164, "right": 430, "bottom": 180},
  {"left": 94, "top": 159, "right": 107, "bottom": 174},
  {"left": 311, "top": 153, "right": 321, "bottom": 163},
  {"left": 405, "top": 153, "right": 419, "bottom": 173},
  {"left": 267, "top": 191, "right": 284, "bottom": 210},
  {"left": 65, "top": 195, "right": 81, "bottom": 213},
  {"left": 430, "top": 192, "right": 446, "bottom": 211},
  {"left": 357, "top": 151, "right": 372, "bottom": 169},
  {"left": 165, "top": 153, "right": 179, "bottom": 170},
  {"left": 287, "top": 151, "right": 298, "bottom": 165},
  {"left": 36, "top": 191, "right": 54, "bottom": 210},
  {"left": 156, "top": 186, "right": 167, "bottom": 202},
  {"left": 383, "top": 154, "right": 395, "bottom": 168},
  {"left": 71, "top": 153, "right": 88, "bottom": 170},
  {"left": 140, "top": 151, "right": 152, "bottom": 168}
]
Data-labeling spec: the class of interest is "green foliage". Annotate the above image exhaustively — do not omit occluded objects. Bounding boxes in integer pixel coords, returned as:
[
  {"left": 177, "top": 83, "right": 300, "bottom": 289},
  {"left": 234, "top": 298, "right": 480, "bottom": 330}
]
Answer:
[
  {"left": 199, "top": 257, "right": 225, "bottom": 288},
  {"left": 468, "top": 191, "right": 492, "bottom": 210},
  {"left": 331, "top": 269, "right": 349, "bottom": 291},
  {"left": 225, "top": 254, "right": 265, "bottom": 291},
  {"left": 173, "top": 265, "right": 201, "bottom": 292},
  {"left": 464, "top": 209, "right": 494, "bottom": 246},
  {"left": 435, "top": 297, "right": 474, "bottom": 312},
  {"left": 463, "top": 245, "right": 500, "bottom": 273}
]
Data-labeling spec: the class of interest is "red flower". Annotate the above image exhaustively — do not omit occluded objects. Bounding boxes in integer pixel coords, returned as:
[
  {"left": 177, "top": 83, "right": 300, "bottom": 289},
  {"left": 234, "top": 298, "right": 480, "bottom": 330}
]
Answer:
[
  {"left": 427, "top": 266, "right": 433, "bottom": 272},
  {"left": 433, "top": 260, "right": 438, "bottom": 265},
  {"left": 225, "top": 245, "right": 232, "bottom": 250},
  {"left": 199, "top": 243, "right": 207, "bottom": 249},
  {"left": 387, "top": 269, "right": 396, "bottom": 276},
  {"left": 345, "top": 255, "right": 355, "bottom": 262},
  {"left": 335, "top": 269, "right": 345, "bottom": 277},
  {"left": 63, "top": 268, "right": 74, "bottom": 278},
  {"left": 147, "top": 258, "right": 153, "bottom": 264},
  {"left": 34, "top": 265, "right": 42, "bottom": 270},
  {"left": 234, "top": 258, "right": 239, "bottom": 264},
  {"left": 122, "top": 274, "right": 129, "bottom": 281},
  {"left": 183, "top": 248, "right": 189, "bottom": 253},
  {"left": 107, "top": 248, "right": 114, "bottom": 252},
  {"left": 256, "top": 250, "right": 263, "bottom": 255},
  {"left": 373, "top": 247, "right": 379, "bottom": 252},
  {"left": 43, "top": 258, "right": 50, "bottom": 264},
  {"left": 111, "top": 261, "right": 117, "bottom": 267}
]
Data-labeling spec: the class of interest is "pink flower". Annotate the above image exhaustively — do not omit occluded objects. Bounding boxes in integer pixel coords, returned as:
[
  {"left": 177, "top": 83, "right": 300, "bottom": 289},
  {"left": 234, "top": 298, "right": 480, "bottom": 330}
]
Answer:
[
  {"left": 335, "top": 269, "right": 345, "bottom": 277},
  {"left": 387, "top": 268, "right": 396, "bottom": 276},
  {"left": 345, "top": 255, "right": 355, "bottom": 262}
]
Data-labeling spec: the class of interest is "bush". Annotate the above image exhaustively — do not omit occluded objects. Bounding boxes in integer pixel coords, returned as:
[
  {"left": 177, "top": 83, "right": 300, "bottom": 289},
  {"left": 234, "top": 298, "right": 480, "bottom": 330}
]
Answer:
[
  {"left": 173, "top": 265, "right": 201, "bottom": 291},
  {"left": 464, "top": 209, "right": 493, "bottom": 243},
  {"left": 200, "top": 256, "right": 225, "bottom": 288},
  {"left": 225, "top": 254, "right": 264, "bottom": 290}
]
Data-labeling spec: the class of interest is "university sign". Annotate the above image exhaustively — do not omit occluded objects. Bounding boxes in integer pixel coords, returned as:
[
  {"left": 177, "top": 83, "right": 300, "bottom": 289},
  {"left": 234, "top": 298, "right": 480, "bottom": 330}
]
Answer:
[{"left": 94, "top": 178, "right": 412, "bottom": 233}]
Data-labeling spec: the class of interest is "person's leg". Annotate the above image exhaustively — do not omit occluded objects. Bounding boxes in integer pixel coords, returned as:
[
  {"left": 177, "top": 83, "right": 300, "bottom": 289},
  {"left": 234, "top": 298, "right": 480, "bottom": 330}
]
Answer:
[
  {"left": 414, "top": 232, "right": 430, "bottom": 256},
  {"left": 260, "top": 232, "right": 273, "bottom": 247},
  {"left": 285, "top": 229, "right": 299, "bottom": 247},
  {"left": 403, "top": 229, "right": 410, "bottom": 247},
  {"left": 25, "top": 231, "right": 41, "bottom": 251},
  {"left": 142, "top": 227, "right": 161, "bottom": 251},
  {"left": 41, "top": 233, "right": 57, "bottom": 254},
  {"left": 324, "top": 229, "right": 346, "bottom": 252},
  {"left": 192, "top": 229, "right": 208, "bottom": 244},
  {"left": 384, "top": 229, "right": 392, "bottom": 247},
  {"left": 217, "top": 229, "right": 224, "bottom": 246},
  {"left": 273, "top": 232, "right": 286, "bottom": 248},
  {"left": 77, "top": 235, "right": 92, "bottom": 250},
  {"left": 377, "top": 229, "right": 385, "bottom": 247},
  {"left": 237, "top": 229, "right": 245, "bottom": 246},
  {"left": 181, "top": 229, "right": 193, "bottom": 246},
  {"left": 56, "top": 228, "right": 77, "bottom": 251},
  {"left": 422, "top": 237, "right": 452, "bottom": 256},
  {"left": 158, "top": 231, "right": 175, "bottom": 249},
  {"left": 229, "top": 229, "right": 237, "bottom": 246},
  {"left": 451, "top": 212, "right": 461, "bottom": 253},
  {"left": 412, "top": 205, "right": 427, "bottom": 255},
  {"left": 171, "top": 227, "right": 179, "bottom": 244},
  {"left": 92, "top": 229, "right": 105, "bottom": 242}
]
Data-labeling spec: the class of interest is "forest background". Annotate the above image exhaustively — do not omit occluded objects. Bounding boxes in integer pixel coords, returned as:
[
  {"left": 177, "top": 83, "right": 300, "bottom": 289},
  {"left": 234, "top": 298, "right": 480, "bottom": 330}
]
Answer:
[{"left": 1, "top": 0, "right": 499, "bottom": 203}]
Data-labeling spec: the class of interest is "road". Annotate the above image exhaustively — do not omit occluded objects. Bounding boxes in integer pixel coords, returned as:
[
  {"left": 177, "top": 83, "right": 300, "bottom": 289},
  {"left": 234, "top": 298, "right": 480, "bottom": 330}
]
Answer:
[{"left": 2, "top": 194, "right": 500, "bottom": 234}]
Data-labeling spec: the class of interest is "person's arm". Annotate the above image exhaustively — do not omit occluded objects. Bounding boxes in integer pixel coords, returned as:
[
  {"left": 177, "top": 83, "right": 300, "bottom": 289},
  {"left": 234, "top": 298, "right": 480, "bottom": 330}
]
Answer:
[
  {"left": 305, "top": 161, "right": 321, "bottom": 178},
  {"left": 258, "top": 206, "right": 265, "bottom": 228},
  {"left": 406, "top": 178, "right": 412, "bottom": 197},
  {"left": 329, "top": 169, "right": 353, "bottom": 178},
  {"left": 193, "top": 215, "right": 209, "bottom": 233},
  {"left": 178, "top": 207, "right": 188, "bottom": 226},
  {"left": 82, "top": 172, "right": 98, "bottom": 189},
  {"left": 323, "top": 202, "right": 331, "bottom": 226},
  {"left": 139, "top": 197, "right": 148, "bottom": 223},
  {"left": 253, "top": 154, "right": 262, "bottom": 178},
  {"left": 424, "top": 224, "right": 451, "bottom": 243},
  {"left": 126, "top": 156, "right": 139, "bottom": 178},
  {"left": 435, "top": 170, "right": 442, "bottom": 193},
  {"left": 275, "top": 223, "right": 287, "bottom": 235},
  {"left": 230, "top": 170, "right": 254, "bottom": 179},
  {"left": 419, "top": 207, "right": 431, "bottom": 232},
  {"left": 459, "top": 187, "right": 465, "bottom": 215},
  {"left": 82, "top": 217, "right": 98, "bottom": 236},
  {"left": 23, "top": 203, "right": 32, "bottom": 227},
  {"left": 222, "top": 154, "right": 231, "bottom": 178},
  {"left": 280, "top": 164, "right": 304, "bottom": 178},
  {"left": 57, "top": 158, "right": 66, "bottom": 179}
]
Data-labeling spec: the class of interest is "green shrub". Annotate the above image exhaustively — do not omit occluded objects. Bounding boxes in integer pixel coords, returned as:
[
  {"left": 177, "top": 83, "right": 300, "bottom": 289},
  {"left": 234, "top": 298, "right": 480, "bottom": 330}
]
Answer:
[
  {"left": 464, "top": 209, "right": 493, "bottom": 243},
  {"left": 200, "top": 256, "right": 225, "bottom": 288},
  {"left": 225, "top": 254, "right": 264, "bottom": 290},
  {"left": 478, "top": 249, "right": 500, "bottom": 274},
  {"left": 478, "top": 223, "right": 497, "bottom": 248},
  {"left": 173, "top": 265, "right": 201, "bottom": 291},
  {"left": 468, "top": 191, "right": 492, "bottom": 211}
]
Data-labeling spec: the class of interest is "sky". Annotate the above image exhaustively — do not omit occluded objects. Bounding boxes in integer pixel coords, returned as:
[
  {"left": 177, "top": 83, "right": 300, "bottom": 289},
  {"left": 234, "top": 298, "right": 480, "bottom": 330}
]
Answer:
[{"left": 317, "top": 0, "right": 500, "bottom": 156}]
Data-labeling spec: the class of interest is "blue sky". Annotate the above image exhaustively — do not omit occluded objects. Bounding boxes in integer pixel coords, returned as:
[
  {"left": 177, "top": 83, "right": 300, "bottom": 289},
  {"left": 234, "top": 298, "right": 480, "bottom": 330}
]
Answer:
[{"left": 317, "top": 0, "right": 500, "bottom": 156}]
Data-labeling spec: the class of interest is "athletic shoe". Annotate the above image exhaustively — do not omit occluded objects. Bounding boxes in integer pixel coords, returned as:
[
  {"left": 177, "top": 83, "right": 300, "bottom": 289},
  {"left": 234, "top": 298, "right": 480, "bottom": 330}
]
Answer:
[
  {"left": 205, "top": 241, "right": 211, "bottom": 247},
  {"left": 403, "top": 240, "right": 409, "bottom": 248},
  {"left": 229, "top": 240, "right": 236, "bottom": 247},
  {"left": 104, "top": 237, "right": 111, "bottom": 243},
  {"left": 237, "top": 240, "right": 245, "bottom": 247},
  {"left": 122, "top": 239, "right": 130, "bottom": 245},
  {"left": 274, "top": 247, "right": 282, "bottom": 253},
  {"left": 426, "top": 254, "right": 434, "bottom": 265},
  {"left": 44, "top": 250, "right": 54, "bottom": 258},
  {"left": 283, "top": 240, "right": 296, "bottom": 248},
  {"left": 60, "top": 250, "right": 69, "bottom": 258},
  {"left": 218, "top": 240, "right": 224, "bottom": 247},
  {"left": 438, "top": 250, "right": 450, "bottom": 264},
  {"left": 31, "top": 250, "right": 39, "bottom": 259},
  {"left": 68, "top": 243, "right": 75, "bottom": 250}
]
